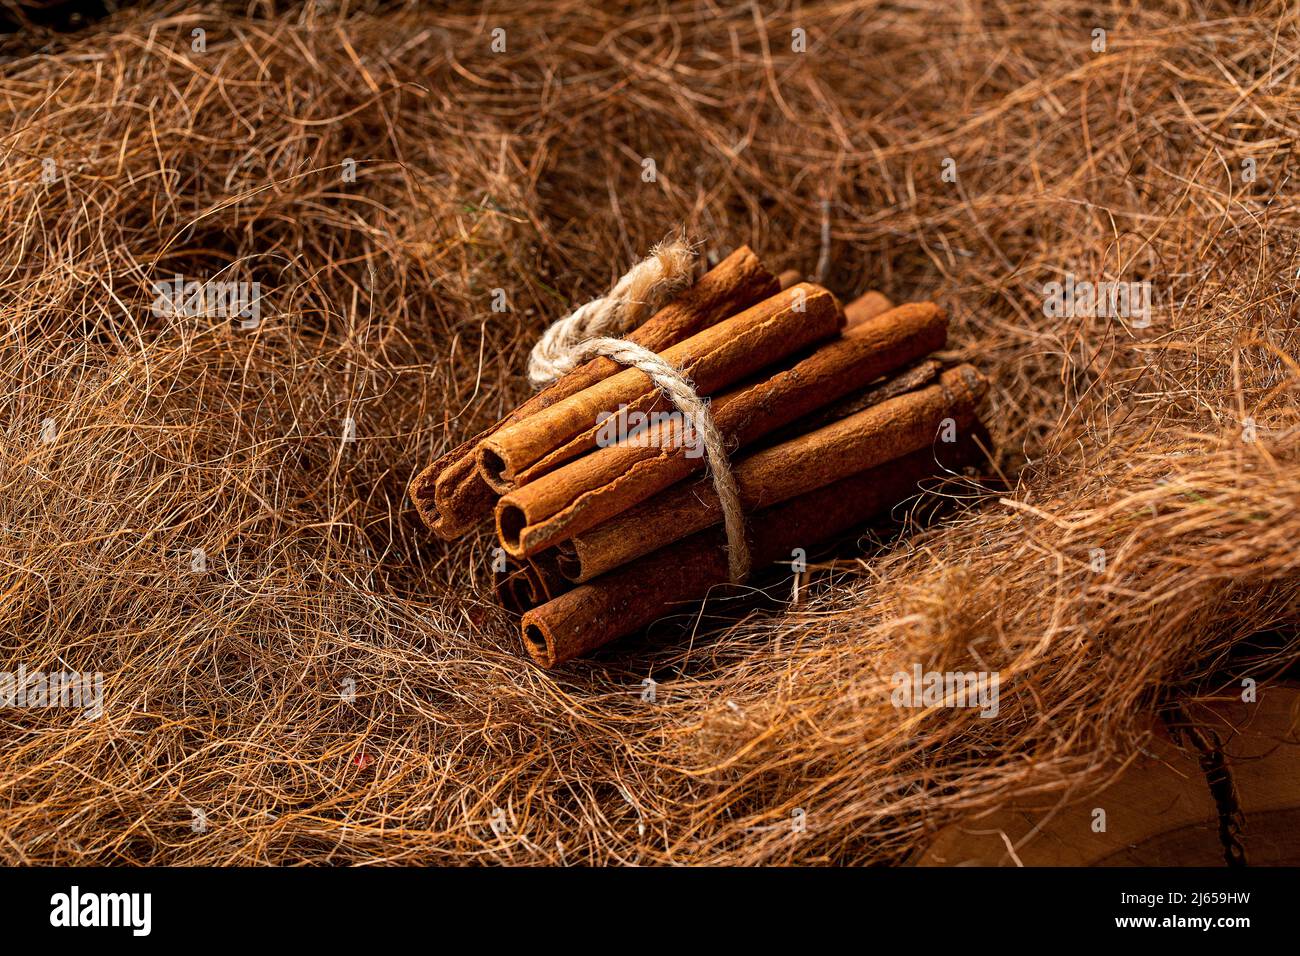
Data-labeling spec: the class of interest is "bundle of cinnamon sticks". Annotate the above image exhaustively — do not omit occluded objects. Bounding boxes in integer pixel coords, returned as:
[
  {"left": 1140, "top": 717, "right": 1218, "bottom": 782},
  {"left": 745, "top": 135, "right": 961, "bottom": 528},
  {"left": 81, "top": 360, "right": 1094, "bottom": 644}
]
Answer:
[{"left": 410, "top": 247, "right": 990, "bottom": 667}]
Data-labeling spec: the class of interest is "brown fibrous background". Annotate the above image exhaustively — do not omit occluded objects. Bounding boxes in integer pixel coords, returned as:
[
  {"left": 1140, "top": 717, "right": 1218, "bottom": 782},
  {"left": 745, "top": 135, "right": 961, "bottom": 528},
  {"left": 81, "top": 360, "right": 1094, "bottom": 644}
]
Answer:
[{"left": 0, "top": 0, "right": 1297, "bottom": 864}]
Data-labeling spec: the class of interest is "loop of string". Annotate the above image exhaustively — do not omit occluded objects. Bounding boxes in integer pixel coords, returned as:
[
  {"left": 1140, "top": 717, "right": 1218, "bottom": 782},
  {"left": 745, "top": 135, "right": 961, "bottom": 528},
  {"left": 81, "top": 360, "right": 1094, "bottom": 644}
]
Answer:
[
  {"left": 527, "top": 237, "right": 751, "bottom": 583},
  {"left": 527, "top": 238, "right": 696, "bottom": 389}
]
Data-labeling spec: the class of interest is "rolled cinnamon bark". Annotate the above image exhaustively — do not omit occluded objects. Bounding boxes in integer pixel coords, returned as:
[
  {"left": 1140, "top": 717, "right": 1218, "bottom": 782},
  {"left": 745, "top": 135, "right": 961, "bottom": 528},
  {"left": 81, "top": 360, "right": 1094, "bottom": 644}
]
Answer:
[
  {"left": 757, "top": 357, "right": 941, "bottom": 449},
  {"left": 409, "top": 246, "right": 778, "bottom": 537},
  {"left": 521, "top": 435, "right": 984, "bottom": 667},
  {"left": 495, "top": 558, "right": 568, "bottom": 613},
  {"left": 480, "top": 282, "right": 845, "bottom": 493},
  {"left": 845, "top": 290, "right": 894, "bottom": 326},
  {"left": 495, "top": 567, "right": 535, "bottom": 614},
  {"left": 554, "top": 364, "right": 985, "bottom": 582},
  {"left": 495, "top": 302, "right": 947, "bottom": 559}
]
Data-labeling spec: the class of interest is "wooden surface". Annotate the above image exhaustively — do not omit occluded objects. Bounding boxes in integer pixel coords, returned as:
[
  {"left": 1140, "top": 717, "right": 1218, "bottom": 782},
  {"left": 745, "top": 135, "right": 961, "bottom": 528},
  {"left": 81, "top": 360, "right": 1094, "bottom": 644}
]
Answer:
[{"left": 915, "top": 684, "right": 1300, "bottom": 866}]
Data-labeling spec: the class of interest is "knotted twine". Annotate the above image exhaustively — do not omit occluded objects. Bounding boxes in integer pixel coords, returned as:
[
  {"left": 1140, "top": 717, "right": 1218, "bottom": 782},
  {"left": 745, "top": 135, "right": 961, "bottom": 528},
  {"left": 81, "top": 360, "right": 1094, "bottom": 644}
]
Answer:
[{"left": 526, "top": 238, "right": 751, "bottom": 583}]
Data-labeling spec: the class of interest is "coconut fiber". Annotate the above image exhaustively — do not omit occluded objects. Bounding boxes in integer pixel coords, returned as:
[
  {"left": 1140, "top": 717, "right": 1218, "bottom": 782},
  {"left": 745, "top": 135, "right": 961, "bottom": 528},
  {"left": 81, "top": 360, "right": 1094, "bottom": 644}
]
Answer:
[{"left": 0, "top": 0, "right": 1297, "bottom": 864}]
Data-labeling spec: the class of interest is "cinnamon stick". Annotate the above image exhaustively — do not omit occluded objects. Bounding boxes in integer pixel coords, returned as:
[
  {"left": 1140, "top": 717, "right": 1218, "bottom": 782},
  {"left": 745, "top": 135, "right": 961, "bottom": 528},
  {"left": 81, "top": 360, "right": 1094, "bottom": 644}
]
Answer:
[
  {"left": 495, "top": 567, "right": 533, "bottom": 614},
  {"left": 756, "top": 357, "right": 941, "bottom": 449},
  {"left": 479, "top": 283, "right": 845, "bottom": 492},
  {"left": 495, "top": 558, "right": 568, "bottom": 613},
  {"left": 409, "top": 246, "right": 778, "bottom": 537},
  {"left": 520, "top": 436, "right": 984, "bottom": 667},
  {"left": 845, "top": 290, "right": 894, "bottom": 326},
  {"left": 495, "top": 302, "right": 947, "bottom": 559},
  {"left": 553, "top": 364, "right": 985, "bottom": 582}
]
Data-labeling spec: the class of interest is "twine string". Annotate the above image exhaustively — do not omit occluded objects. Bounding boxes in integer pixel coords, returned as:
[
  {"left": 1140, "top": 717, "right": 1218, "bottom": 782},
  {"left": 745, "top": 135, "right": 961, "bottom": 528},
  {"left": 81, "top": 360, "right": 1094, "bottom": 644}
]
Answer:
[
  {"left": 527, "top": 238, "right": 696, "bottom": 388},
  {"left": 527, "top": 238, "right": 751, "bottom": 583}
]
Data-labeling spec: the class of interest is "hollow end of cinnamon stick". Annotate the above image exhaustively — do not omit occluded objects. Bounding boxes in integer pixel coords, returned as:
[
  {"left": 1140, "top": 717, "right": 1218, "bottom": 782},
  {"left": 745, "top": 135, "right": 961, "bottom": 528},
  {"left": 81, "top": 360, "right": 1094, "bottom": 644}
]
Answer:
[
  {"left": 556, "top": 547, "right": 590, "bottom": 584},
  {"left": 496, "top": 501, "right": 528, "bottom": 556},
  {"left": 409, "top": 476, "right": 441, "bottom": 527},
  {"left": 413, "top": 477, "right": 472, "bottom": 539},
  {"left": 408, "top": 439, "right": 501, "bottom": 539},
  {"left": 522, "top": 620, "right": 556, "bottom": 668},
  {"left": 549, "top": 543, "right": 581, "bottom": 583},
  {"left": 498, "top": 554, "right": 570, "bottom": 613},
  {"left": 495, "top": 569, "right": 528, "bottom": 614},
  {"left": 479, "top": 445, "right": 513, "bottom": 493}
]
